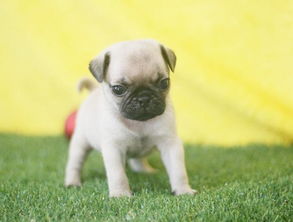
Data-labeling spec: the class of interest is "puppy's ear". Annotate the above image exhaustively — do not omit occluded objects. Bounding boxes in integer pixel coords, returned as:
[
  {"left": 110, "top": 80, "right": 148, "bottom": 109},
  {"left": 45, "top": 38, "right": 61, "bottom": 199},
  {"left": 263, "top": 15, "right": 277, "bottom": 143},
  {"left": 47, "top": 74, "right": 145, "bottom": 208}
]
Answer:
[
  {"left": 89, "top": 52, "right": 110, "bottom": 83},
  {"left": 160, "top": 45, "right": 176, "bottom": 72}
]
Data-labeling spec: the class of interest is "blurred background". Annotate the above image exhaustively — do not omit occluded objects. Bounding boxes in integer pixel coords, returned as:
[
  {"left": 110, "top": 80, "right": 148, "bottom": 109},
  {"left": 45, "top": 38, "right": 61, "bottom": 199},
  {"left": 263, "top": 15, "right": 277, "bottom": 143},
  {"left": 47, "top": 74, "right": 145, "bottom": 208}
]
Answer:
[{"left": 1, "top": 0, "right": 293, "bottom": 145}]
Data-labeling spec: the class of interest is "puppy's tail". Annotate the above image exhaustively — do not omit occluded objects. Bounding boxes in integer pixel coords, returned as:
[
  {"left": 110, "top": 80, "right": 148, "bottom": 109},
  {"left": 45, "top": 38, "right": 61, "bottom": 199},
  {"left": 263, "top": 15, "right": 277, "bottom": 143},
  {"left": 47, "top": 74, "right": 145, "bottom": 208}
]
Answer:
[{"left": 77, "top": 77, "right": 97, "bottom": 93}]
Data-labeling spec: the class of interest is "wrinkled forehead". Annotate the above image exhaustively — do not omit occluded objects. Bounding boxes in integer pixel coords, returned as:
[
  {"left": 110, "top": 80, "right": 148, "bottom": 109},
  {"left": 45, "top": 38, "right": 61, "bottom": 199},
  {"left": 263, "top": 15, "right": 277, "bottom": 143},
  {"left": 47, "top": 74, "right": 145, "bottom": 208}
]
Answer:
[{"left": 107, "top": 44, "right": 168, "bottom": 84}]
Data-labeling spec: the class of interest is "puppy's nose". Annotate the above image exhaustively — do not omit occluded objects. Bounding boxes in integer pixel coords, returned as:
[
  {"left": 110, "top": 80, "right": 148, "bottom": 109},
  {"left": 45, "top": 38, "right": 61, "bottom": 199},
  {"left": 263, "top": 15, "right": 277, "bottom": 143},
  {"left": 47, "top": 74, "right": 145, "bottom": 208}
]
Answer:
[{"left": 138, "top": 96, "right": 150, "bottom": 105}]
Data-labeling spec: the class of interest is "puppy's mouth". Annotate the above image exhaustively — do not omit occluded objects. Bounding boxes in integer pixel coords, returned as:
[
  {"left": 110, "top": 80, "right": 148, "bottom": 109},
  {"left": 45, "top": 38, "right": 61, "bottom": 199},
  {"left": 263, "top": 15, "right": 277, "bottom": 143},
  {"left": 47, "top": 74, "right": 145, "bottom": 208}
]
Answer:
[{"left": 120, "top": 91, "right": 166, "bottom": 121}]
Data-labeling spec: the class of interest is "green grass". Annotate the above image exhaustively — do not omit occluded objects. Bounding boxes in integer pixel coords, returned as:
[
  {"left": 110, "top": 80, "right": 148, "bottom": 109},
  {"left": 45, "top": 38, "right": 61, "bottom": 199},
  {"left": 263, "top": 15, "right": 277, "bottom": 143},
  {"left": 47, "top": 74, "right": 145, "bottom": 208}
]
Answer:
[{"left": 0, "top": 134, "right": 292, "bottom": 221}]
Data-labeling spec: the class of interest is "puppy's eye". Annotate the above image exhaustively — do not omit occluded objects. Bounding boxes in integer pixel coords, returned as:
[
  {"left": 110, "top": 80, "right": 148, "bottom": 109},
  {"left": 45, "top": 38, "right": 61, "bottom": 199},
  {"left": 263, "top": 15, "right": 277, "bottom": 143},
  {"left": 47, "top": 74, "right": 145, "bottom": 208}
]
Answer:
[
  {"left": 111, "top": 85, "right": 127, "bottom": 96},
  {"left": 158, "top": 78, "right": 169, "bottom": 90}
]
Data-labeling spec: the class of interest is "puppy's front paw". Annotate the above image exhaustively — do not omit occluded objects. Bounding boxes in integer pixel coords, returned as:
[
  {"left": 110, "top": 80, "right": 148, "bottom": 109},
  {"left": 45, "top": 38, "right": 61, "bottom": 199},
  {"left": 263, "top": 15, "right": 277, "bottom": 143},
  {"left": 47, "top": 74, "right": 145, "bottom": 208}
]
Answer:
[
  {"left": 110, "top": 190, "right": 132, "bottom": 198},
  {"left": 65, "top": 175, "right": 82, "bottom": 187},
  {"left": 172, "top": 187, "right": 198, "bottom": 196},
  {"left": 65, "top": 180, "right": 82, "bottom": 187}
]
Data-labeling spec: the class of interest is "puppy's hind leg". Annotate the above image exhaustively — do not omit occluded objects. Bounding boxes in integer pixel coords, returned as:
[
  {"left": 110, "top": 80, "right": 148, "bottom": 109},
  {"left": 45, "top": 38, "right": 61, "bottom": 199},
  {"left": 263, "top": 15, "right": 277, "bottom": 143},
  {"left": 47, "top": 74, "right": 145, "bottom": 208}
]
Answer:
[
  {"left": 128, "top": 158, "right": 157, "bottom": 173},
  {"left": 65, "top": 133, "right": 91, "bottom": 187}
]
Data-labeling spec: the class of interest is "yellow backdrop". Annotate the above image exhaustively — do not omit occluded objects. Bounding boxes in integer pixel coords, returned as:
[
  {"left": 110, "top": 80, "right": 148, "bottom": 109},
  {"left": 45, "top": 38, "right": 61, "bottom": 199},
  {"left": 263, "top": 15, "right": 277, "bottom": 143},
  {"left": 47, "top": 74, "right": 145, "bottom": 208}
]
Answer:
[{"left": 1, "top": 0, "right": 293, "bottom": 145}]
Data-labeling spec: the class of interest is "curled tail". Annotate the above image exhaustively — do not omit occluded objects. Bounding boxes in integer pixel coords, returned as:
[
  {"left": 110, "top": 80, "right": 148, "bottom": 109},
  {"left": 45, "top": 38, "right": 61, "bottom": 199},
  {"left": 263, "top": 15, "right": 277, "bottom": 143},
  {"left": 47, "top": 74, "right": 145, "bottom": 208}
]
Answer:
[
  {"left": 77, "top": 77, "right": 97, "bottom": 93},
  {"left": 65, "top": 77, "right": 96, "bottom": 139}
]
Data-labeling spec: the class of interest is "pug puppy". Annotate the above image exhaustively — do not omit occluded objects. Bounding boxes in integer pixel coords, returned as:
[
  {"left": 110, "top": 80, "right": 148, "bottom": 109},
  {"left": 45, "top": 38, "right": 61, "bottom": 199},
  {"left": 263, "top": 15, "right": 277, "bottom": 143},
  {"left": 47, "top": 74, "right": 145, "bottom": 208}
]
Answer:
[{"left": 65, "top": 39, "right": 196, "bottom": 197}]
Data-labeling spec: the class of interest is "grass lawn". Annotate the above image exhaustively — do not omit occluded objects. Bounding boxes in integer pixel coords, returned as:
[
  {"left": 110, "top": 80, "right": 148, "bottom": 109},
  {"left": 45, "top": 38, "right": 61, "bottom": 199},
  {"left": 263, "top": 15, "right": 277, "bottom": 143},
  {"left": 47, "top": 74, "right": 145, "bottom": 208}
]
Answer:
[{"left": 0, "top": 134, "right": 292, "bottom": 221}]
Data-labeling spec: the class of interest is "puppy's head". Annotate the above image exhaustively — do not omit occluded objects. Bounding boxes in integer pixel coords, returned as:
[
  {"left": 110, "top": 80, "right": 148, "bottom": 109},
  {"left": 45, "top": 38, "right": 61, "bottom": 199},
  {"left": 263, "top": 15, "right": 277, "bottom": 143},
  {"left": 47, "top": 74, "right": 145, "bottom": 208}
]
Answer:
[{"left": 89, "top": 39, "right": 176, "bottom": 121}]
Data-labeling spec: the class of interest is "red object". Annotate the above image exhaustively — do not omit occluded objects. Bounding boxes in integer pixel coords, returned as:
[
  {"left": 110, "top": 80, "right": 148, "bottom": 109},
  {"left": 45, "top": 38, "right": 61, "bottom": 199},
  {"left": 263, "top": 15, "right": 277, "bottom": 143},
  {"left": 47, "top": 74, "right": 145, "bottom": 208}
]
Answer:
[{"left": 64, "top": 110, "right": 77, "bottom": 139}]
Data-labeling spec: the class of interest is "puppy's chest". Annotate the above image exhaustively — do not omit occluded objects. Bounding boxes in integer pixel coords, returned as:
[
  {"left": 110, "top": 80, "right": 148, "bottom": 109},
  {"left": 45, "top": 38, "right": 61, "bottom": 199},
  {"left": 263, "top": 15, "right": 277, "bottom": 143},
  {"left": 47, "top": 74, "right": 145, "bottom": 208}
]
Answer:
[{"left": 126, "top": 136, "right": 155, "bottom": 158}]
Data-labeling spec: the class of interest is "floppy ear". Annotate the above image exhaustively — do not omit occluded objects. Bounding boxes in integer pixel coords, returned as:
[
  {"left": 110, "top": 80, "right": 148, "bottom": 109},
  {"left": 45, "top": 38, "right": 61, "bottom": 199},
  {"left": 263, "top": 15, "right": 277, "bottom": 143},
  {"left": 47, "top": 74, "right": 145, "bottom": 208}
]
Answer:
[
  {"left": 89, "top": 52, "right": 110, "bottom": 83},
  {"left": 160, "top": 45, "right": 176, "bottom": 72}
]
